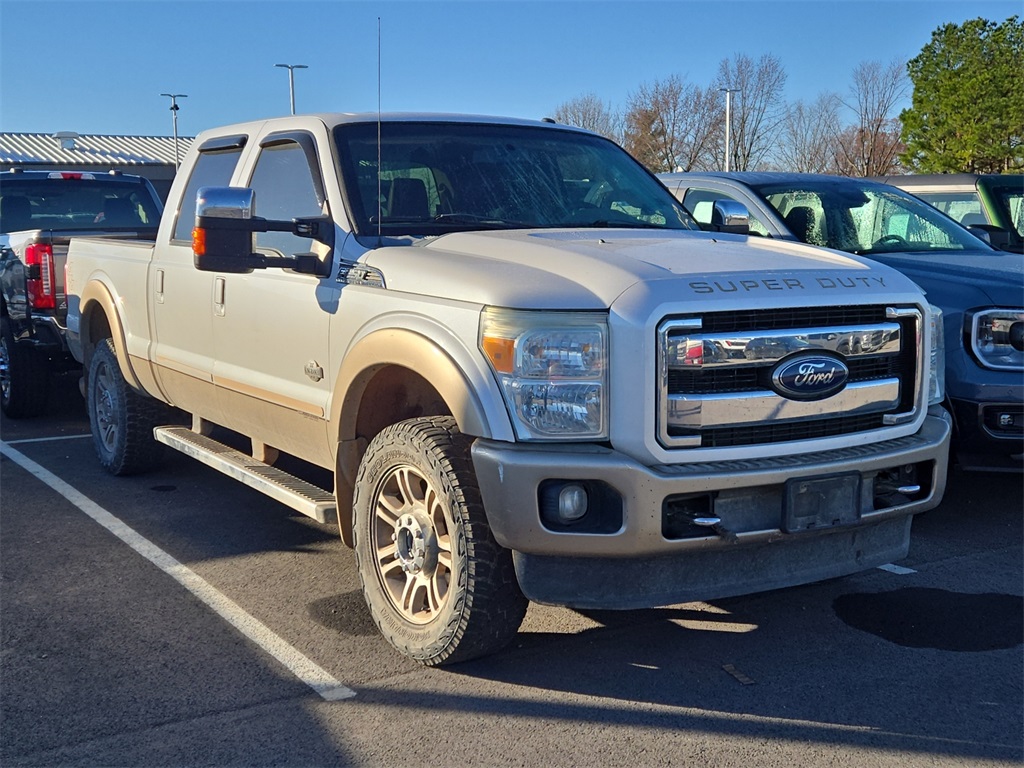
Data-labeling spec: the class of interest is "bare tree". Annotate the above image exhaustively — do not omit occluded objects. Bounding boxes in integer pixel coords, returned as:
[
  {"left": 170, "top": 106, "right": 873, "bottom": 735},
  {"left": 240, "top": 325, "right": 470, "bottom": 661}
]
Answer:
[
  {"left": 774, "top": 92, "right": 842, "bottom": 172},
  {"left": 715, "top": 54, "right": 788, "bottom": 171},
  {"left": 833, "top": 59, "right": 907, "bottom": 176},
  {"left": 622, "top": 75, "right": 720, "bottom": 172},
  {"left": 552, "top": 93, "right": 622, "bottom": 142}
]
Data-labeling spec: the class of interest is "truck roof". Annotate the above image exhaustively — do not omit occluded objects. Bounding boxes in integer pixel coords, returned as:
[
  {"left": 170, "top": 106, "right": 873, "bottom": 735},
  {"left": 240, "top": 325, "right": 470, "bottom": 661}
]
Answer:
[{"left": 191, "top": 112, "right": 591, "bottom": 140}]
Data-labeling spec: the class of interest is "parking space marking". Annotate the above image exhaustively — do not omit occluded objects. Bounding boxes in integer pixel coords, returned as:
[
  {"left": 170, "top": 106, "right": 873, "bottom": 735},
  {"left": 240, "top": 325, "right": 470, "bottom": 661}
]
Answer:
[
  {"left": 0, "top": 440, "right": 357, "bottom": 702},
  {"left": 6, "top": 434, "right": 92, "bottom": 445},
  {"left": 877, "top": 563, "right": 917, "bottom": 575}
]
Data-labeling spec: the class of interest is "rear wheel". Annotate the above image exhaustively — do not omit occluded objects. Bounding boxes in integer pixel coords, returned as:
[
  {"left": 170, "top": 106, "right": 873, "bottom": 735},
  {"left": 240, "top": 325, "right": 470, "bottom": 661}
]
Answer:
[
  {"left": 0, "top": 316, "right": 50, "bottom": 418},
  {"left": 87, "top": 337, "right": 167, "bottom": 475},
  {"left": 352, "top": 416, "right": 527, "bottom": 666}
]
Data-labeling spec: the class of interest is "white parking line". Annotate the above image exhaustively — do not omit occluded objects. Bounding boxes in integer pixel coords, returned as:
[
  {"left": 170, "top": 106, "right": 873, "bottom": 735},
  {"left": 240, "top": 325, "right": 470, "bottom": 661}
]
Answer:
[
  {"left": 6, "top": 434, "right": 93, "bottom": 445},
  {"left": 877, "top": 563, "right": 917, "bottom": 575},
  {"left": 0, "top": 440, "right": 356, "bottom": 702}
]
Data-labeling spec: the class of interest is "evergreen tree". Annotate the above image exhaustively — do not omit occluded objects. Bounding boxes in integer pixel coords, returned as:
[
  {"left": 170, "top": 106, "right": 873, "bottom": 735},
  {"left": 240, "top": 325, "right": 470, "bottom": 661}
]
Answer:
[{"left": 900, "top": 16, "right": 1024, "bottom": 172}]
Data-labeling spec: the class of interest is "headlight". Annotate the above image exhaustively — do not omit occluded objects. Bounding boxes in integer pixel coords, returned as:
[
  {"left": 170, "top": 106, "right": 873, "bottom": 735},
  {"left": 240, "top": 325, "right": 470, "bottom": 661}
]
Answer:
[
  {"left": 969, "top": 308, "right": 1024, "bottom": 371},
  {"left": 928, "top": 304, "right": 945, "bottom": 406},
  {"left": 481, "top": 308, "right": 608, "bottom": 440}
]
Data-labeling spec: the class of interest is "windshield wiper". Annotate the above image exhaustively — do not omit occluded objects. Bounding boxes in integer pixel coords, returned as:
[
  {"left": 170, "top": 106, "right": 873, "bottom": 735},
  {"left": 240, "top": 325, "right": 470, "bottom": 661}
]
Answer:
[
  {"left": 570, "top": 220, "right": 671, "bottom": 230},
  {"left": 432, "top": 213, "right": 535, "bottom": 229}
]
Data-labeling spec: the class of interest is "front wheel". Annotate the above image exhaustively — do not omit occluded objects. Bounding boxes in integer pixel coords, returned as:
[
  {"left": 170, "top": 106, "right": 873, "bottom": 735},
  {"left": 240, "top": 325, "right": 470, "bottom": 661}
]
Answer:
[
  {"left": 352, "top": 416, "right": 527, "bottom": 666},
  {"left": 87, "top": 337, "right": 167, "bottom": 475}
]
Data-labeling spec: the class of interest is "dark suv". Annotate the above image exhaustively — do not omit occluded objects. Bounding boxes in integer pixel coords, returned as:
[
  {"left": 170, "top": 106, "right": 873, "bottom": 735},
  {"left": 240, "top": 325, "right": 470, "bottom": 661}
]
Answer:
[{"left": 659, "top": 171, "right": 1023, "bottom": 472}]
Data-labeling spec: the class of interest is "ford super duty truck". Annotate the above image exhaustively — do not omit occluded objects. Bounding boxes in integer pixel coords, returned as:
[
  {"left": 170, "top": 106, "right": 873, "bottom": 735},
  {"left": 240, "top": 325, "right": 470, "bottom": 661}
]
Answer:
[
  {"left": 0, "top": 169, "right": 163, "bottom": 417},
  {"left": 65, "top": 113, "right": 951, "bottom": 665}
]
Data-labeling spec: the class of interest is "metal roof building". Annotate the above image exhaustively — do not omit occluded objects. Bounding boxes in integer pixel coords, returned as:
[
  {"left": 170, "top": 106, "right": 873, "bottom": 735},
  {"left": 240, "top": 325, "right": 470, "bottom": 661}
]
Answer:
[{"left": 0, "top": 132, "right": 194, "bottom": 200}]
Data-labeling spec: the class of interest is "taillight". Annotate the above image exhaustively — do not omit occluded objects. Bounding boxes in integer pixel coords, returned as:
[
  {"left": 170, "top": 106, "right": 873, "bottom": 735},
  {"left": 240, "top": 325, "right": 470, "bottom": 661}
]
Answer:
[
  {"left": 47, "top": 172, "right": 95, "bottom": 180},
  {"left": 25, "top": 243, "right": 56, "bottom": 310}
]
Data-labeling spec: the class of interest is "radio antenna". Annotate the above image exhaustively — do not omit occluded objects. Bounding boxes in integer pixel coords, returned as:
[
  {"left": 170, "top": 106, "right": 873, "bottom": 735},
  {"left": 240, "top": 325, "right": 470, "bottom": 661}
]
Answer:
[{"left": 376, "top": 16, "right": 383, "bottom": 247}]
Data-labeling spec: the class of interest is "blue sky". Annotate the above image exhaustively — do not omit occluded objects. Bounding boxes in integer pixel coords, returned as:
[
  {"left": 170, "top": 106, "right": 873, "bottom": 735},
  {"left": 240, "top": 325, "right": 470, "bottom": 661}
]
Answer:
[{"left": 0, "top": 0, "right": 1018, "bottom": 138}]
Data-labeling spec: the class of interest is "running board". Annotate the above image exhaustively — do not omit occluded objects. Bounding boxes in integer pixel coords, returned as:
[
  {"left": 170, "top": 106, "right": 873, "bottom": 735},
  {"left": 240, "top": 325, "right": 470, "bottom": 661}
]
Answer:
[{"left": 154, "top": 426, "right": 337, "bottom": 525}]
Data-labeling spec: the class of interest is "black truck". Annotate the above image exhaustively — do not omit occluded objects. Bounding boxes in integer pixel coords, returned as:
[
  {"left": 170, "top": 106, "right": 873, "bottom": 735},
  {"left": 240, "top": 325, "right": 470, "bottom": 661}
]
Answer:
[{"left": 0, "top": 169, "right": 163, "bottom": 417}]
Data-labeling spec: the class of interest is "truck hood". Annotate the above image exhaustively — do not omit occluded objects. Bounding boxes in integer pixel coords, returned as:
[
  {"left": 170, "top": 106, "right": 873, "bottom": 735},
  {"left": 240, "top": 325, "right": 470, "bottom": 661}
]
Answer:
[
  {"left": 865, "top": 249, "right": 1024, "bottom": 307},
  {"left": 366, "top": 229, "right": 920, "bottom": 308}
]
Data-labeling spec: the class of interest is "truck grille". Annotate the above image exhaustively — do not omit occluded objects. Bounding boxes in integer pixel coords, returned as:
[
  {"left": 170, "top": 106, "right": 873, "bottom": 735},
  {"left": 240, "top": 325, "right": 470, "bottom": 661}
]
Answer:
[{"left": 657, "top": 305, "right": 922, "bottom": 449}]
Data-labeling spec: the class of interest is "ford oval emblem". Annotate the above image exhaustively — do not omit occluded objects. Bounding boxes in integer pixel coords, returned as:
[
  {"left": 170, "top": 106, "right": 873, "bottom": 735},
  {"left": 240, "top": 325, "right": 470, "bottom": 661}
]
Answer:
[{"left": 771, "top": 354, "right": 849, "bottom": 401}]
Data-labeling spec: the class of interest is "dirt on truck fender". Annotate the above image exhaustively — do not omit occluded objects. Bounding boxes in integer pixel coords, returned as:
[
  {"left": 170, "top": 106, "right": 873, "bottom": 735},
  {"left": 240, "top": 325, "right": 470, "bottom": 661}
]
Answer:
[{"left": 64, "top": 113, "right": 952, "bottom": 665}]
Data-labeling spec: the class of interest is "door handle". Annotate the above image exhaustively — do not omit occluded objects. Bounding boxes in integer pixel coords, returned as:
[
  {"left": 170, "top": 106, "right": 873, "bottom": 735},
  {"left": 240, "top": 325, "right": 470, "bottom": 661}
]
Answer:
[{"left": 214, "top": 276, "right": 226, "bottom": 317}]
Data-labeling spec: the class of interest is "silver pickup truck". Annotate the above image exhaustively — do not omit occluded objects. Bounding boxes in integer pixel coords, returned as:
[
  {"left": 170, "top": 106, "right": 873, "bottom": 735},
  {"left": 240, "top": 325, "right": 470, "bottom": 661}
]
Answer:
[{"left": 65, "top": 113, "right": 951, "bottom": 665}]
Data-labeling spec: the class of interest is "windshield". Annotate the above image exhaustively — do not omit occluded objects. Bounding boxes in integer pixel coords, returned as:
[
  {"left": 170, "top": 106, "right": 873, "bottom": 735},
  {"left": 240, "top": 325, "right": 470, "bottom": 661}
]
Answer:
[
  {"left": 987, "top": 180, "right": 1024, "bottom": 238},
  {"left": 753, "top": 179, "right": 990, "bottom": 255},
  {"left": 334, "top": 121, "right": 697, "bottom": 238},
  {"left": 0, "top": 177, "right": 162, "bottom": 234}
]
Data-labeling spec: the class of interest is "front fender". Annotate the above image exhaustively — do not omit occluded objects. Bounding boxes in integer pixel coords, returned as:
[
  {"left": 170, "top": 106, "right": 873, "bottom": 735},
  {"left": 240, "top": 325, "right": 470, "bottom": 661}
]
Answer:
[
  {"left": 329, "top": 326, "right": 508, "bottom": 548},
  {"left": 330, "top": 327, "right": 493, "bottom": 442}
]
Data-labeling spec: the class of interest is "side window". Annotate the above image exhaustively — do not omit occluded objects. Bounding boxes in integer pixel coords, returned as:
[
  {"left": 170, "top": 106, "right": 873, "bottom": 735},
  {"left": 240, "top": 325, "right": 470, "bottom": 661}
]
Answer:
[
  {"left": 682, "top": 187, "right": 771, "bottom": 236},
  {"left": 171, "top": 147, "right": 243, "bottom": 241},
  {"left": 915, "top": 192, "right": 985, "bottom": 226},
  {"left": 248, "top": 141, "right": 324, "bottom": 257}
]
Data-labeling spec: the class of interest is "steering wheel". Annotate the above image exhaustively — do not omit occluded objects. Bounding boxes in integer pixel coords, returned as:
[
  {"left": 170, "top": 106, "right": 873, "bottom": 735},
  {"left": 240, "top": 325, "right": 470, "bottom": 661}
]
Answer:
[{"left": 872, "top": 234, "right": 910, "bottom": 248}]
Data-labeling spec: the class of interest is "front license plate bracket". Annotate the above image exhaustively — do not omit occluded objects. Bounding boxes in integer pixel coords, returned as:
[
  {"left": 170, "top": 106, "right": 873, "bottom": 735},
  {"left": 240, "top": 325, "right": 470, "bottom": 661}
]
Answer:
[{"left": 783, "top": 472, "right": 861, "bottom": 533}]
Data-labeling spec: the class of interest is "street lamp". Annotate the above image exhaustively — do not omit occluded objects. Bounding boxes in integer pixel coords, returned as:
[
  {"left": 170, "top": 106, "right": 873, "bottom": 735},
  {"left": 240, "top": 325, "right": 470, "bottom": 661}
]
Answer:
[
  {"left": 275, "top": 63, "right": 308, "bottom": 115},
  {"left": 160, "top": 93, "right": 187, "bottom": 169},
  {"left": 719, "top": 88, "right": 740, "bottom": 172}
]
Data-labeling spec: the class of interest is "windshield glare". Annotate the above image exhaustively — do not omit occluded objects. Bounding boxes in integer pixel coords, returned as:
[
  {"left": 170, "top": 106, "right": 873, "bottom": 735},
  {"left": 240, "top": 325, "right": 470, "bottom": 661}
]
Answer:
[
  {"left": 334, "top": 122, "right": 696, "bottom": 238},
  {"left": 755, "top": 181, "right": 990, "bottom": 255}
]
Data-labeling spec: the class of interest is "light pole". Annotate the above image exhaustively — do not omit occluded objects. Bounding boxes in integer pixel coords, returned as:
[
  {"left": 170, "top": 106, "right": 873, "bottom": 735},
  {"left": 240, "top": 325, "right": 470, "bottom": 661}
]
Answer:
[
  {"left": 275, "top": 63, "right": 308, "bottom": 115},
  {"left": 719, "top": 88, "right": 740, "bottom": 172},
  {"left": 160, "top": 93, "right": 187, "bottom": 169}
]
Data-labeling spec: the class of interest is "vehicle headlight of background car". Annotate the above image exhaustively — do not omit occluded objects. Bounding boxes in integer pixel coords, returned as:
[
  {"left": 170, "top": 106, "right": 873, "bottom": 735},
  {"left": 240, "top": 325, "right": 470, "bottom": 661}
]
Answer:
[
  {"left": 481, "top": 308, "right": 608, "bottom": 440},
  {"left": 969, "top": 308, "right": 1024, "bottom": 371}
]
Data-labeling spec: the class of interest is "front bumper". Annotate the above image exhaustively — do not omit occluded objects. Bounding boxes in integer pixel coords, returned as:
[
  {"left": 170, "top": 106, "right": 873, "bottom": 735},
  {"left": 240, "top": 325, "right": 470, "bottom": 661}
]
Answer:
[
  {"left": 949, "top": 397, "right": 1024, "bottom": 471},
  {"left": 471, "top": 407, "right": 951, "bottom": 608}
]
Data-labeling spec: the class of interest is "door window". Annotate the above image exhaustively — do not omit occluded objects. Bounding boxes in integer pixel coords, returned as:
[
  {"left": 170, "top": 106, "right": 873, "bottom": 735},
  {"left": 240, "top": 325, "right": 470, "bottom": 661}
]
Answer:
[
  {"left": 171, "top": 146, "right": 244, "bottom": 241},
  {"left": 681, "top": 187, "right": 771, "bottom": 236},
  {"left": 248, "top": 140, "right": 325, "bottom": 257}
]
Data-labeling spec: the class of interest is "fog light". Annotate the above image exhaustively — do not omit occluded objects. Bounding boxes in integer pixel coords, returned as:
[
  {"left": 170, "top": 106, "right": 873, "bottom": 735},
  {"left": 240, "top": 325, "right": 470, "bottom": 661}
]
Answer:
[
  {"left": 999, "top": 413, "right": 1016, "bottom": 428},
  {"left": 557, "top": 484, "right": 589, "bottom": 522}
]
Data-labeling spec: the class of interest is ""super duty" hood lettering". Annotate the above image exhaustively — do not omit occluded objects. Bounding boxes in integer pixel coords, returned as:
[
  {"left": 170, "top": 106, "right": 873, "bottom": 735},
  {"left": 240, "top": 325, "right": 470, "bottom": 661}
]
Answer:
[{"left": 689, "top": 275, "right": 887, "bottom": 294}]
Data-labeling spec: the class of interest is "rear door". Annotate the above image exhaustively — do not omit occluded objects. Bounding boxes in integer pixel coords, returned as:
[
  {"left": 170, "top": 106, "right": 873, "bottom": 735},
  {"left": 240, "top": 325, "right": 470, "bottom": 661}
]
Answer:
[{"left": 150, "top": 135, "right": 247, "bottom": 419}]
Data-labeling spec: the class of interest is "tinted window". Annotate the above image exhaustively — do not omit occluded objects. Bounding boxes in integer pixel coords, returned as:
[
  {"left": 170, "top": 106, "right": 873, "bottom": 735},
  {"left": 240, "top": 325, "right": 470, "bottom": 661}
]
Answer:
[
  {"left": 248, "top": 141, "right": 324, "bottom": 256},
  {"left": 988, "top": 182, "right": 1024, "bottom": 237},
  {"left": 172, "top": 148, "right": 243, "bottom": 241},
  {"left": 0, "top": 178, "right": 162, "bottom": 233}
]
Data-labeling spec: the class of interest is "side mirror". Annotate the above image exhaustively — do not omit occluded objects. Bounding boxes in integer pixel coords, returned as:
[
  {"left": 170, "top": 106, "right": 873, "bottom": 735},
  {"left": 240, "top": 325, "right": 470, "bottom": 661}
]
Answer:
[
  {"left": 711, "top": 199, "right": 750, "bottom": 235},
  {"left": 967, "top": 223, "right": 1012, "bottom": 250},
  {"left": 193, "top": 186, "right": 334, "bottom": 275},
  {"left": 193, "top": 187, "right": 257, "bottom": 273}
]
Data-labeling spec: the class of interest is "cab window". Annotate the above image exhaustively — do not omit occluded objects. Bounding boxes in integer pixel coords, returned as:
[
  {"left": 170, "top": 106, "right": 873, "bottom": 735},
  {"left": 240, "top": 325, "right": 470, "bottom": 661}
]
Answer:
[
  {"left": 172, "top": 146, "right": 244, "bottom": 242},
  {"left": 248, "top": 140, "right": 325, "bottom": 257}
]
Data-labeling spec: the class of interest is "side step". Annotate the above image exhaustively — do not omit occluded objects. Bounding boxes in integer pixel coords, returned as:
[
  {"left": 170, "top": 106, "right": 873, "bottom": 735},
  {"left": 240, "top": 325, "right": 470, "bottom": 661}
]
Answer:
[{"left": 154, "top": 426, "right": 337, "bottom": 525}]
